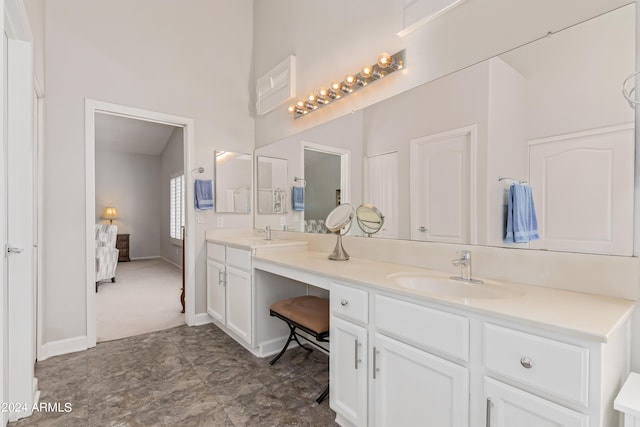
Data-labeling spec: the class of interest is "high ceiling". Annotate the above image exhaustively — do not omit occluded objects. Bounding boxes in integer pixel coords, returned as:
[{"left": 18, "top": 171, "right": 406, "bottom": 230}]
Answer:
[{"left": 95, "top": 113, "right": 179, "bottom": 156}]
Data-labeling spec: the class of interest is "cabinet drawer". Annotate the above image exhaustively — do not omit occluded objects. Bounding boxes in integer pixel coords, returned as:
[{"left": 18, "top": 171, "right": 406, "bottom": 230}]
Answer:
[
  {"left": 375, "top": 295, "right": 469, "bottom": 362},
  {"left": 227, "top": 247, "right": 252, "bottom": 270},
  {"left": 484, "top": 324, "right": 589, "bottom": 406},
  {"left": 330, "top": 283, "right": 368, "bottom": 325},
  {"left": 207, "top": 243, "right": 225, "bottom": 262}
]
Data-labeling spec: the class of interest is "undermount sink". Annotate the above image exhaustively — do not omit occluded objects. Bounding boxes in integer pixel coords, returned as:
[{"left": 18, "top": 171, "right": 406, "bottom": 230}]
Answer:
[{"left": 387, "top": 272, "right": 523, "bottom": 300}]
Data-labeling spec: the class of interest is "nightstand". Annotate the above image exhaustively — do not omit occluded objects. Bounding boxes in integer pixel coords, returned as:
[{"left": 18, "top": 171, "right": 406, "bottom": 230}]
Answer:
[{"left": 116, "top": 234, "right": 130, "bottom": 262}]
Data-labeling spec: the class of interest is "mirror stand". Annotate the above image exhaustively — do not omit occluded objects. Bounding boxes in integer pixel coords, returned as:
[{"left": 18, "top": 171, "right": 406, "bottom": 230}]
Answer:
[{"left": 329, "top": 233, "right": 349, "bottom": 261}]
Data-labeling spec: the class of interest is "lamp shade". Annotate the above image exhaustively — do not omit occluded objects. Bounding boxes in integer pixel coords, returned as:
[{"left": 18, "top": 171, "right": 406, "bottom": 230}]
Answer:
[{"left": 103, "top": 207, "right": 118, "bottom": 224}]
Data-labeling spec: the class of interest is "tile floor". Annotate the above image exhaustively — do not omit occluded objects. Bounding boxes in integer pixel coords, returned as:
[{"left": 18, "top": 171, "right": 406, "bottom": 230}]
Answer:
[{"left": 10, "top": 324, "right": 337, "bottom": 426}]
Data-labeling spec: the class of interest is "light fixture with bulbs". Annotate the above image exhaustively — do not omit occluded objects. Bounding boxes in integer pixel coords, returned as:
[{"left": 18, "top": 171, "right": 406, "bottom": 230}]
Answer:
[{"left": 288, "top": 50, "right": 406, "bottom": 119}]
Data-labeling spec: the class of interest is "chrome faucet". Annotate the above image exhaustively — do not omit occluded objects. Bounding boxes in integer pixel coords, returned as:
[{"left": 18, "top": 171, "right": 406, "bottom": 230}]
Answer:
[
  {"left": 259, "top": 225, "right": 272, "bottom": 241},
  {"left": 451, "top": 250, "right": 483, "bottom": 284}
]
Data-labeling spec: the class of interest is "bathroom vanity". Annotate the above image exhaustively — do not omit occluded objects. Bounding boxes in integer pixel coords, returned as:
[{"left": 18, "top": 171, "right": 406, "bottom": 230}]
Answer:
[{"left": 206, "top": 231, "right": 634, "bottom": 427}]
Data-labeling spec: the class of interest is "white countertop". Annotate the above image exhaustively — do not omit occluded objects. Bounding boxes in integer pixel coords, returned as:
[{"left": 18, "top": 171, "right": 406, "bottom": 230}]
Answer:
[
  {"left": 615, "top": 372, "right": 640, "bottom": 418},
  {"left": 252, "top": 250, "right": 636, "bottom": 343},
  {"left": 206, "top": 234, "right": 308, "bottom": 251}
]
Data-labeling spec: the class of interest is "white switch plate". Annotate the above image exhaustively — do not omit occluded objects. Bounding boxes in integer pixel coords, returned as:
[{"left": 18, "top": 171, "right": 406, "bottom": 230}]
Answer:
[
  {"left": 217, "top": 217, "right": 224, "bottom": 228},
  {"left": 197, "top": 213, "right": 206, "bottom": 224}
]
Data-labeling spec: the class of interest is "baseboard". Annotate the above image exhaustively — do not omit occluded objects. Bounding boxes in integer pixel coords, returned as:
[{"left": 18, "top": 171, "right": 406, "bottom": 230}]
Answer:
[
  {"left": 38, "top": 336, "right": 88, "bottom": 361},
  {"left": 160, "top": 256, "right": 182, "bottom": 270},
  {"left": 194, "top": 313, "right": 213, "bottom": 326},
  {"left": 129, "top": 255, "right": 161, "bottom": 261}
]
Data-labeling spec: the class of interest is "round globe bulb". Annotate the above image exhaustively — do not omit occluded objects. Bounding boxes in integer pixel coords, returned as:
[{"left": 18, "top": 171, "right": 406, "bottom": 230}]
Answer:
[{"left": 377, "top": 52, "right": 392, "bottom": 68}]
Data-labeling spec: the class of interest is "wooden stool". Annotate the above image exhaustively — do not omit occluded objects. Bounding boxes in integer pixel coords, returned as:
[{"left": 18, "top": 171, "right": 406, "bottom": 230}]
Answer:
[{"left": 269, "top": 295, "right": 330, "bottom": 403}]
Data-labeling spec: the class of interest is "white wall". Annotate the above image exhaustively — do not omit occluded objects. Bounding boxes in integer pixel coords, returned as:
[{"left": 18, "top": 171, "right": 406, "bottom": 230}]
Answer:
[
  {"left": 22, "top": 0, "right": 44, "bottom": 90},
  {"left": 95, "top": 150, "right": 161, "bottom": 258},
  {"left": 42, "top": 0, "right": 254, "bottom": 344},
  {"left": 254, "top": 112, "right": 364, "bottom": 231},
  {"left": 364, "top": 61, "right": 491, "bottom": 241},
  {"left": 160, "top": 128, "right": 184, "bottom": 267},
  {"left": 253, "top": 0, "right": 630, "bottom": 147}
]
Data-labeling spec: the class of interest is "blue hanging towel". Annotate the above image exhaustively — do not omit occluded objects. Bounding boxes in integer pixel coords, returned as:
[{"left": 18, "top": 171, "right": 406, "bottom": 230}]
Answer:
[
  {"left": 195, "top": 179, "right": 214, "bottom": 210},
  {"left": 505, "top": 184, "right": 539, "bottom": 243},
  {"left": 292, "top": 186, "right": 304, "bottom": 211}
]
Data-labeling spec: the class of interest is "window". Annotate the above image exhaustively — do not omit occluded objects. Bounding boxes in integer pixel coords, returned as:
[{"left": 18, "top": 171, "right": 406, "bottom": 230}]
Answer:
[{"left": 170, "top": 173, "right": 185, "bottom": 240}]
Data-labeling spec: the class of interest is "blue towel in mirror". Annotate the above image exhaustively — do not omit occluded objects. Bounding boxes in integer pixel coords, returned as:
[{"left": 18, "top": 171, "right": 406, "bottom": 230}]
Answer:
[
  {"left": 195, "top": 179, "right": 214, "bottom": 210},
  {"left": 505, "top": 184, "right": 539, "bottom": 243},
  {"left": 292, "top": 186, "right": 304, "bottom": 211}
]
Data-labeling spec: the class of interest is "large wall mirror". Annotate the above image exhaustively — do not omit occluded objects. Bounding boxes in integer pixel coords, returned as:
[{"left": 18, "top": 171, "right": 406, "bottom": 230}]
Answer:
[
  {"left": 255, "top": 3, "right": 635, "bottom": 256},
  {"left": 215, "top": 150, "right": 252, "bottom": 213}
]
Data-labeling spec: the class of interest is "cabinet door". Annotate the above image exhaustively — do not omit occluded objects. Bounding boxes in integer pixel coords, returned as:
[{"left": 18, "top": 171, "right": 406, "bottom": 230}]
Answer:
[
  {"left": 330, "top": 316, "right": 368, "bottom": 427},
  {"left": 485, "top": 378, "right": 588, "bottom": 427},
  {"left": 206, "top": 258, "right": 226, "bottom": 325},
  {"left": 225, "top": 266, "right": 252, "bottom": 344},
  {"left": 374, "top": 333, "right": 469, "bottom": 427}
]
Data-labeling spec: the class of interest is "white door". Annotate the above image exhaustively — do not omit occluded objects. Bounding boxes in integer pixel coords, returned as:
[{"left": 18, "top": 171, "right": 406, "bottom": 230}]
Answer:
[
  {"left": 5, "top": 35, "right": 37, "bottom": 421},
  {"left": 410, "top": 127, "right": 475, "bottom": 243},
  {"left": 485, "top": 378, "right": 588, "bottom": 427},
  {"left": 206, "top": 259, "right": 226, "bottom": 324},
  {"left": 365, "top": 152, "right": 398, "bottom": 238},
  {"left": 330, "top": 316, "right": 368, "bottom": 427},
  {"left": 225, "top": 266, "right": 251, "bottom": 344},
  {"left": 373, "top": 334, "right": 469, "bottom": 427},
  {"left": 528, "top": 124, "right": 634, "bottom": 255}
]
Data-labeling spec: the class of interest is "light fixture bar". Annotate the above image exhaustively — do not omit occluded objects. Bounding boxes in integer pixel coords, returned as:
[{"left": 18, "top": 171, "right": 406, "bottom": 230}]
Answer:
[{"left": 288, "top": 50, "right": 406, "bottom": 119}]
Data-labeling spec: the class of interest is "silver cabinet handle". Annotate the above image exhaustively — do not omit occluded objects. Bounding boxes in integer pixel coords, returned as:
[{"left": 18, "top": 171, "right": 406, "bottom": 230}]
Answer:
[
  {"left": 341, "top": 299, "right": 349, "bottom": 306},
  {"left": 520, "top": 357, "right": 533, "bottom": 369},
  {"left": 6, "top": 246, "right": 23, "bottom": 254},
  {"left": 486, "top": 398, "right": 492, "bottom": 427},
  {"left": 373, "top": 346, "right": 378, "bottom": 379},
  {"left": 218, "top": 271, "right": 225, "bottom": 286},
  {"left": 418, "top": 226, "right": 427, "bottom": 232},
  {"left": 354, "top": 339, "right": 359, "bottom": 369}
]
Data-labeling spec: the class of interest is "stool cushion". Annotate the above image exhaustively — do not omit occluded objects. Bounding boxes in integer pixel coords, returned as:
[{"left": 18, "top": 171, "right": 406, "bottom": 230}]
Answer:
[{"left": 270, "top": 296, "right": 329, "bottom": 335}]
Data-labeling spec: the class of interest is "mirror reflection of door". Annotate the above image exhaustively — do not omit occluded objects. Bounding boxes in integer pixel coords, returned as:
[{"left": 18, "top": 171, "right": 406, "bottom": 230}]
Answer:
[
  {"left": 365, "top": 152, "right": 398, "bottom": 238},
  {"left": 410, "top": 126, "right": 477, "bottom": 243},
  {"left": 303, "top": 147, "right": 344, "bottom": 233},
  {"left": 257, "top": 156, "right": 288, "bottom": 214}
]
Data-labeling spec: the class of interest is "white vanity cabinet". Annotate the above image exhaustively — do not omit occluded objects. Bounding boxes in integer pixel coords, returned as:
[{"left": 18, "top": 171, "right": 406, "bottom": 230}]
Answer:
[
  {"left": 327, "top": 284, "right": 629, "bottom": 427},
  {"left": 330, "top": 283, "right": 369, "bottom": 427},
  {"left": 486, "top": 378, "right": 588, "bottom": 427},
  {"left": 206, "top": 242, "right": 252, "bottom": 346},
  {"left": 330, "top": 285, "right": 470, "bottom": 427}
]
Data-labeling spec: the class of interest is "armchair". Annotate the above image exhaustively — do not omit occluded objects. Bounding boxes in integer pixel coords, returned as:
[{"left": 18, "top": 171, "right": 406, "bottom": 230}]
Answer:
[{"left": 95, "top": 224, "right": 119, "bottom": 292}]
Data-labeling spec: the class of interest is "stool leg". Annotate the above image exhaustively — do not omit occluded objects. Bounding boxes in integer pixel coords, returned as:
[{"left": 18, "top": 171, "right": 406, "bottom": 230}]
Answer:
[
  {"left": 316, "top": 385, "right": 329, "bottom": 404},
  {"left": 270, "top": 324, "right": 314, "bottom": 365}
]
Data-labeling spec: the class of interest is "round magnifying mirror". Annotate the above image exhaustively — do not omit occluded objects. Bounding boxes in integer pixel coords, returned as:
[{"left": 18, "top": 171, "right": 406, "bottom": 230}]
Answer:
[
  {"left": 356, "top": 203, "right": 385, "bottom": 237},
  {"left": 325, "top": 203, "right": 354, "bottom": 233},
  {"left": 325, "top": 203, "right": 354, "bottom": 261}
]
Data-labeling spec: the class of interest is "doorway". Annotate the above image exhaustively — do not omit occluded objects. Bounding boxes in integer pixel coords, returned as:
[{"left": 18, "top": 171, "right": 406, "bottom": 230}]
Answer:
[
  {"left": 94, "top": 112, "right": 185, "bottom": 342},
  {"left": 85, "top": 100, "right": 196, "bottom": 348},
  {"left": 302, "top": 142, "right": 350, "bottom": 233}
]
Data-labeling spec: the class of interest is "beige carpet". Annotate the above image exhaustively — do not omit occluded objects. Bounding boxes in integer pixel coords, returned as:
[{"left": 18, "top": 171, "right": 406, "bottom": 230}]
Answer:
[{"left": 96, "top": 258, "right": 185, "bottom": 342}]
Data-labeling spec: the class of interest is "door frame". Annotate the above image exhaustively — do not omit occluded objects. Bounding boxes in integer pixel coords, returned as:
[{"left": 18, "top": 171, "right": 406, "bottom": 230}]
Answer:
[
  {"left": 84, "top": 99, "right": 196, "bottom": 348},
  {"left": 4, "top": 0, "right": 39, "bottom": 422},
  {"left": 301, "top": 141, "right": 351, "bottom": 225}
]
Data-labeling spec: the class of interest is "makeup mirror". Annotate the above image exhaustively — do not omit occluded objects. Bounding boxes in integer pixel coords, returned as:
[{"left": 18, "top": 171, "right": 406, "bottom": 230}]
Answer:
[
  {"left": 356, "top": 204, "right": 385, "bottom": 237},
  {"left": 326, "top": 203, "right": 354, "bottom": 261}
]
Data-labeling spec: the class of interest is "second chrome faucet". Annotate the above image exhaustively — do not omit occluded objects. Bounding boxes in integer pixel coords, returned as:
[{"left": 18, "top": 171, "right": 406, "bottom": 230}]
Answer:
[{"left": 451, "top": 250, "right": 483, "bottom": 284}]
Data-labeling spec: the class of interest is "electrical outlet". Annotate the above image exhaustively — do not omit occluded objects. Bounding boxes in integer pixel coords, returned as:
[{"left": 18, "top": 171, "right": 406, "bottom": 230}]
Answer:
[
  {"left": 280, "top": 216, "right": 286, "bottom": 226},
  {"left": 217, "top": 217, "right": 224, "bottom": 228}
]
